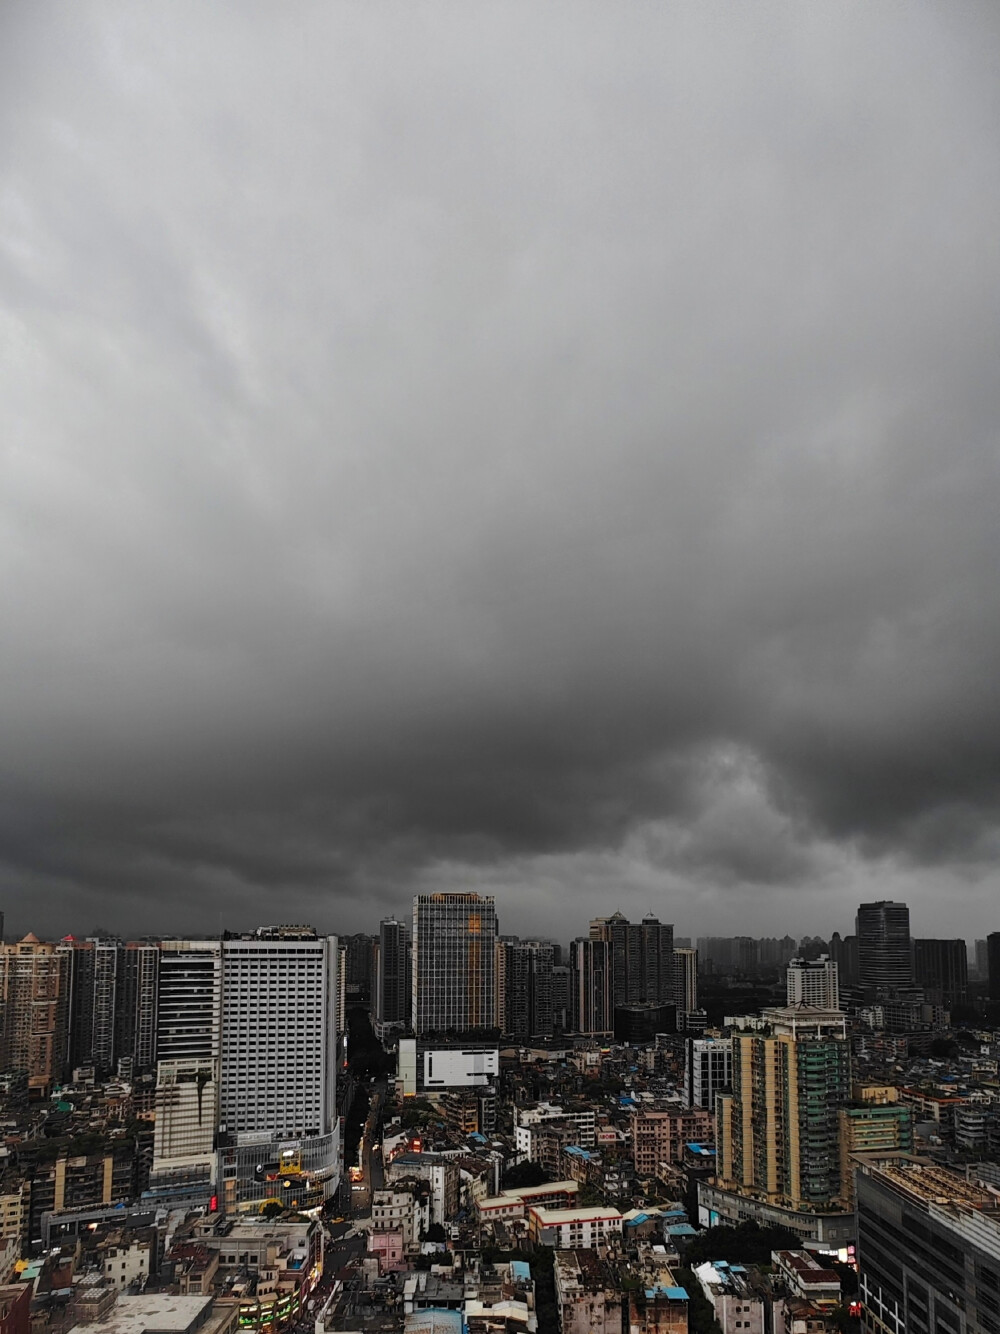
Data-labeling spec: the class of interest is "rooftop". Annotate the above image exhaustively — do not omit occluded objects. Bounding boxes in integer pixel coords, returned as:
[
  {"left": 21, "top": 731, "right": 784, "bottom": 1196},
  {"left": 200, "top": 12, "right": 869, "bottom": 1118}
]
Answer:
[
  {"left": 530, "top": 1205, "right": 622, "bottom": 1225},
  {"left": 67, "top": 1294, "right": 213, "bottom": 1334},
  {"left": 856, "top": 1153, "right": 999, "bottom": 1212}
]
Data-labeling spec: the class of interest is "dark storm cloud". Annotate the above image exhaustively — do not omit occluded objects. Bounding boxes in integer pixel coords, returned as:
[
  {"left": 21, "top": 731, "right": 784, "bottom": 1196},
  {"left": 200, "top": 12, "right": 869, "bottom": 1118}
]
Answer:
[{"left": 1, "top": 2, "right": 999, "bottom": 939}]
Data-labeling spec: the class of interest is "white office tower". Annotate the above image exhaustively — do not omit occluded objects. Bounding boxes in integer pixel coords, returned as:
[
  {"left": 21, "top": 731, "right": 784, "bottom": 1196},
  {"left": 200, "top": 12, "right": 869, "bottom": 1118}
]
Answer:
[
  {"left": 786, "top": 954, "right": 840, "bottom": 1009},
  {"left": 148, "top": 941, "right": 222, "bottom": 1206},
  {"left": 150, "top": 928, "right": 340, "bottom": 1213},
  {"left": 217, "top": 928, "right": 340, "bottom": 1211},
  {"left": 684, "top": 1037, "right": 732, "bottom": 1110}
]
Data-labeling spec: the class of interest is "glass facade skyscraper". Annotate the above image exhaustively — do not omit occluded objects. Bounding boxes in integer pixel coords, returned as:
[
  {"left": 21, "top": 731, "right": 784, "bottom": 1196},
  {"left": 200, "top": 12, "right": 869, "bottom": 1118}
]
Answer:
[
  {"left": 411, "top": 893, "right": 497, "bottom": 1035},
  {"left": 857, "top": 900, "right": 914, "bottom": 998}
]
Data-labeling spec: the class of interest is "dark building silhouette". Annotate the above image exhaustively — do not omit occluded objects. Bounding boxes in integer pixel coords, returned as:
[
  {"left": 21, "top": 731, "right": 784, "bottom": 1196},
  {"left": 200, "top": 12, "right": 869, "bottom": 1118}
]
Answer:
[
  {"left": 856, "top": 901, "right": 914, "bottom": 998},
  {"left": 613, "top": 1002, "right": 675, "bottom": 1044},
  {"left": 829, "top": 932, "right": 859, "bottom": 989},
  {"left": 496, "top": 938, "right": 555, "bottom": 1041},
  {"left": 375, "top": 917, "right": 411, "bottom": 1034},
  {"left": 589, "top": 912, "right": 673, "bottom": 1005},
  {"left": 988, "top": 932, "right": 1000, "bottom": 1002},
  {"left": 341, "top": 932, "right": 377, "bottom": 1008},
  {"left": 913, "top": 938, "right": 968, "bottom": 1009},
  {"left": 570, "top": 937, "right": 612, "bottom": 1035}
]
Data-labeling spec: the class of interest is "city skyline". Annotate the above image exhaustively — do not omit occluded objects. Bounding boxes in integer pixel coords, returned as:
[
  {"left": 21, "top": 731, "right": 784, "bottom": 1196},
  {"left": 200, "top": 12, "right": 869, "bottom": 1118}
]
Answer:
[
  {"left": 2, "top": 898, "right": 998, "bottom": 959},
  {"left": 2, "top": 6, "right": 1000, "bottom": 943}
]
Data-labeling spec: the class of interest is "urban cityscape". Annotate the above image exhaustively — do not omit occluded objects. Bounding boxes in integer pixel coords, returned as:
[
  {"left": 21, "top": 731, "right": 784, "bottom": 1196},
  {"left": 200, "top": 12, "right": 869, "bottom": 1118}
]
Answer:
[
  {"left": 0, "top": 897, "right": 998, "bottom": 1332},
  {"left": 4, "top": 4, "right": 999, "bottom": 1334}
]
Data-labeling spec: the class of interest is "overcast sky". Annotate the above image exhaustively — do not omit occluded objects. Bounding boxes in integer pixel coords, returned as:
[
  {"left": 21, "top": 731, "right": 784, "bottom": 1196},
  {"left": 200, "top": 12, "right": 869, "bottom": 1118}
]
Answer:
[{"left": 2, "top": 2, "right": 999, "bottom": 945}]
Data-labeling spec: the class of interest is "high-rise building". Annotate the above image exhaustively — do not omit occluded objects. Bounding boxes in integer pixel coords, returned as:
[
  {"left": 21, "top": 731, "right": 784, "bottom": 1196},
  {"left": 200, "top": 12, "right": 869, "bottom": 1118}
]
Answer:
[
  {"left": 551, "top": 964, "right": 570, "bottom": 1033},
  {"left": 684, "top": 1037, "right": 731, "bottom": 1111},
  {"left": 974, "top": 937, "right": 988, "bottom": 982},
  {"left": 342, "top": 933, "right": 377, "bottom": 1008},
  {"left": 0, "top": 934, "right": 68, "bottom": 1093},
  {"left": 829, "top": 932, "right": 859, "bottom": 990},
  {"left": 913, "top": 939, "right": 968, "bottom": 1009},
  {"left": 58, "top": 935, "right": 135, "bottom": 1073},
  {"left": 217, "top": 928, "right": 339, "bottom": 1209},
  {"left": 856, "top": 1154, "right": 1000, "bottom": 1334},
  {"left": 569, "top": 937, "right": 613, "bottom": 1036},
  {"left": 716, "top": 1009, "right": 851, "bottom": 1210},
  {"left": 91, "top": 939, "right": 120, "bottom": 1074},
  {"left": 590, "top": 913, "right": 673, "bottom": 1005},
  {"left": 495, "top": 939, "right": 555, "bottom": 1041},
  {"left": 116, "top": 942, "right": 159, "bottom": 1073},
  {"left": 149, "top": 941, "right": 222, "bottom": 1204},
  {"left": 150, "top": 1056, "right": 219, "bottom": 1203},
  {"left": 590, "top": 913, "right": 638, "bottom": 1005},
  {"left": 375, "top": 918, "right": 411, "bottom": 1036},
  {"left": 639, "top": 917, "right": 674, "bottom": 1004},
  {"left": 988, "top": 932, "right": 1000, "bottom": 1002},
  {"left": 58, "top": 937, "right": 96, "bottom": 1073},
  {"left": 786, "top": 954, "right": 840, "bottom": 1009},
  {"left": 837, "top": 1101, "right": 912, "bottom": 1209},
  {"left": 412, "top": 894, "right": 496, "bottom": 1035},
  {"left": 673, "top": 946, "right": 698, "bottom": 1016},
  {"left": 856, "top": 901, "right": 914, "bottom": 997},
  {"left": 337, "top": 943, "right": 347, "bottom": 1036},
  {"left": 156, "top": 941, "right": 222, "bottom": 1061},
  {"left": 152, "top": 929, "right": 341, "bottom": 1209}
]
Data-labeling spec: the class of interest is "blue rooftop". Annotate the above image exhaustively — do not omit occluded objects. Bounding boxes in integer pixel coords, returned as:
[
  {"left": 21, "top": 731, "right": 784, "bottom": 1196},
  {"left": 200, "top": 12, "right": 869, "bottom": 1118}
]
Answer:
[
  {"left": 645, "top": 1287, "right": 688, "bottom": 1301},
  {"left": 510, "top": 1261, "right": 531, "bottom": 1282}
]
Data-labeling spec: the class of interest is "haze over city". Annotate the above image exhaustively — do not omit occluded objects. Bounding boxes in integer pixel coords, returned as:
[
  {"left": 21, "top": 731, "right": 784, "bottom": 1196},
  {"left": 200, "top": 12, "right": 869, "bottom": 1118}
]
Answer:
[{"left": 2, "top": 3, "right": 999, "bottom": 942}]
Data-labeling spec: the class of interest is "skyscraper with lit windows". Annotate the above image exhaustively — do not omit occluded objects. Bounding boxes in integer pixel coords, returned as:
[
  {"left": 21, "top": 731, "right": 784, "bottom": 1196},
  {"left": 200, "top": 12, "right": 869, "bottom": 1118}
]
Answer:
[{"left": 412, "top": 893, "right": 496, "bottom": 1035}]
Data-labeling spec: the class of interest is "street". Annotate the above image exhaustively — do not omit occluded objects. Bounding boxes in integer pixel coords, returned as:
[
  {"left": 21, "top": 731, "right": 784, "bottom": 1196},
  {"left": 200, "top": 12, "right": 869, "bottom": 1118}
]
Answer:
[{"left": 349, "top": 1079, "right": 386, "bottom": 1217}]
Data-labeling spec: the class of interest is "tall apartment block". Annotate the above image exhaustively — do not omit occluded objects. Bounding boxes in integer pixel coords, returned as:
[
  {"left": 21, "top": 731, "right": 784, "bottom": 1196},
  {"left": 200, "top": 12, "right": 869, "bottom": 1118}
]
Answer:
[
  {"left": 59, "top": 935, "right": 160, "bottom": 1076},
  {"left": 837, "top": 1099, "right": 913, "bottom": 1209},
  {"left": 829, "top": 932, "right": 859, "bottom": 989},
  {"left": 716, "top": 1007, "right": 851, "bottom": 1211},
  {"left": 987, "top": 932, "right": 1000, "bottom": 1002},
  {"left": 786, "top": 954, "right": 840, "bottom": 1009},
  {"left": 374, "top": 917, "right": 411, "bottom": 1039},
  {"left": 589, "top": 912, "right": 674, "bottom": 1006},
  {"left": 0, "top": 934, "right": 68, "bottom": 1094},
  {"left": 673, "top": 946, "right": 698, "bottom": 1017},
  {"left": 639, "top": 916, "right": 674, "bottom": 1003},
  {"left": 411, "top": 894, "right": 496, "bottom": 1035},
  {"left": 495, "top": 939, "right": 555, "bottom": 1041},
  {"left": 116, "top": 942, "right": 159, "bottom": 1073},
  {"left": 569, "top": 937, "right": 613, "bottom": 1036},
  {"left": 857, "top": 901, "right": 914, "bottom": 998},
  {"left": 684, "top": 1036, "right": 731, "bottom": 1111},
  {"left": 974, "top": 938, "right": 988, "bottom": 981},
  {"left": 342, "top": 932, "right": 377, "bottom": 1008},
  {"left": 856, "top": 1154, "right": 1000, "bottom": 1334},
  {"left": 913, "top": 938, "right": 968, "bottom": 1009}
]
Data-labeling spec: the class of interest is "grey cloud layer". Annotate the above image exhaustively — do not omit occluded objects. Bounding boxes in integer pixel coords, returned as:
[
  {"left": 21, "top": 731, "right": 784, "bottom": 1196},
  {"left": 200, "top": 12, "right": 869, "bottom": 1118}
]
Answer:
[{"left": 1, "top": 2, "right": 999, "bottom": 938}]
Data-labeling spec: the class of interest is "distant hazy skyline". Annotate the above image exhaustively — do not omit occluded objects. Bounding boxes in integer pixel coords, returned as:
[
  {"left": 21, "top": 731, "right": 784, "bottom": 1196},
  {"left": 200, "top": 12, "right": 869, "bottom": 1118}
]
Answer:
[{"left": 2, "top": 3, "right": 999, "bottom": 942}]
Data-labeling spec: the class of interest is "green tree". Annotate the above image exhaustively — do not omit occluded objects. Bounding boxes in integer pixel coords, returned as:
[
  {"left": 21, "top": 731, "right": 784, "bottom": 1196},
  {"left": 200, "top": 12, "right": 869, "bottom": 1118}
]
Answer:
[
  {"left": 502, "top": 1161, "right": 551, "bottom": 1189},
  {"left": 684, "top": 1221, "right": 801, "bottom": 1267}
]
